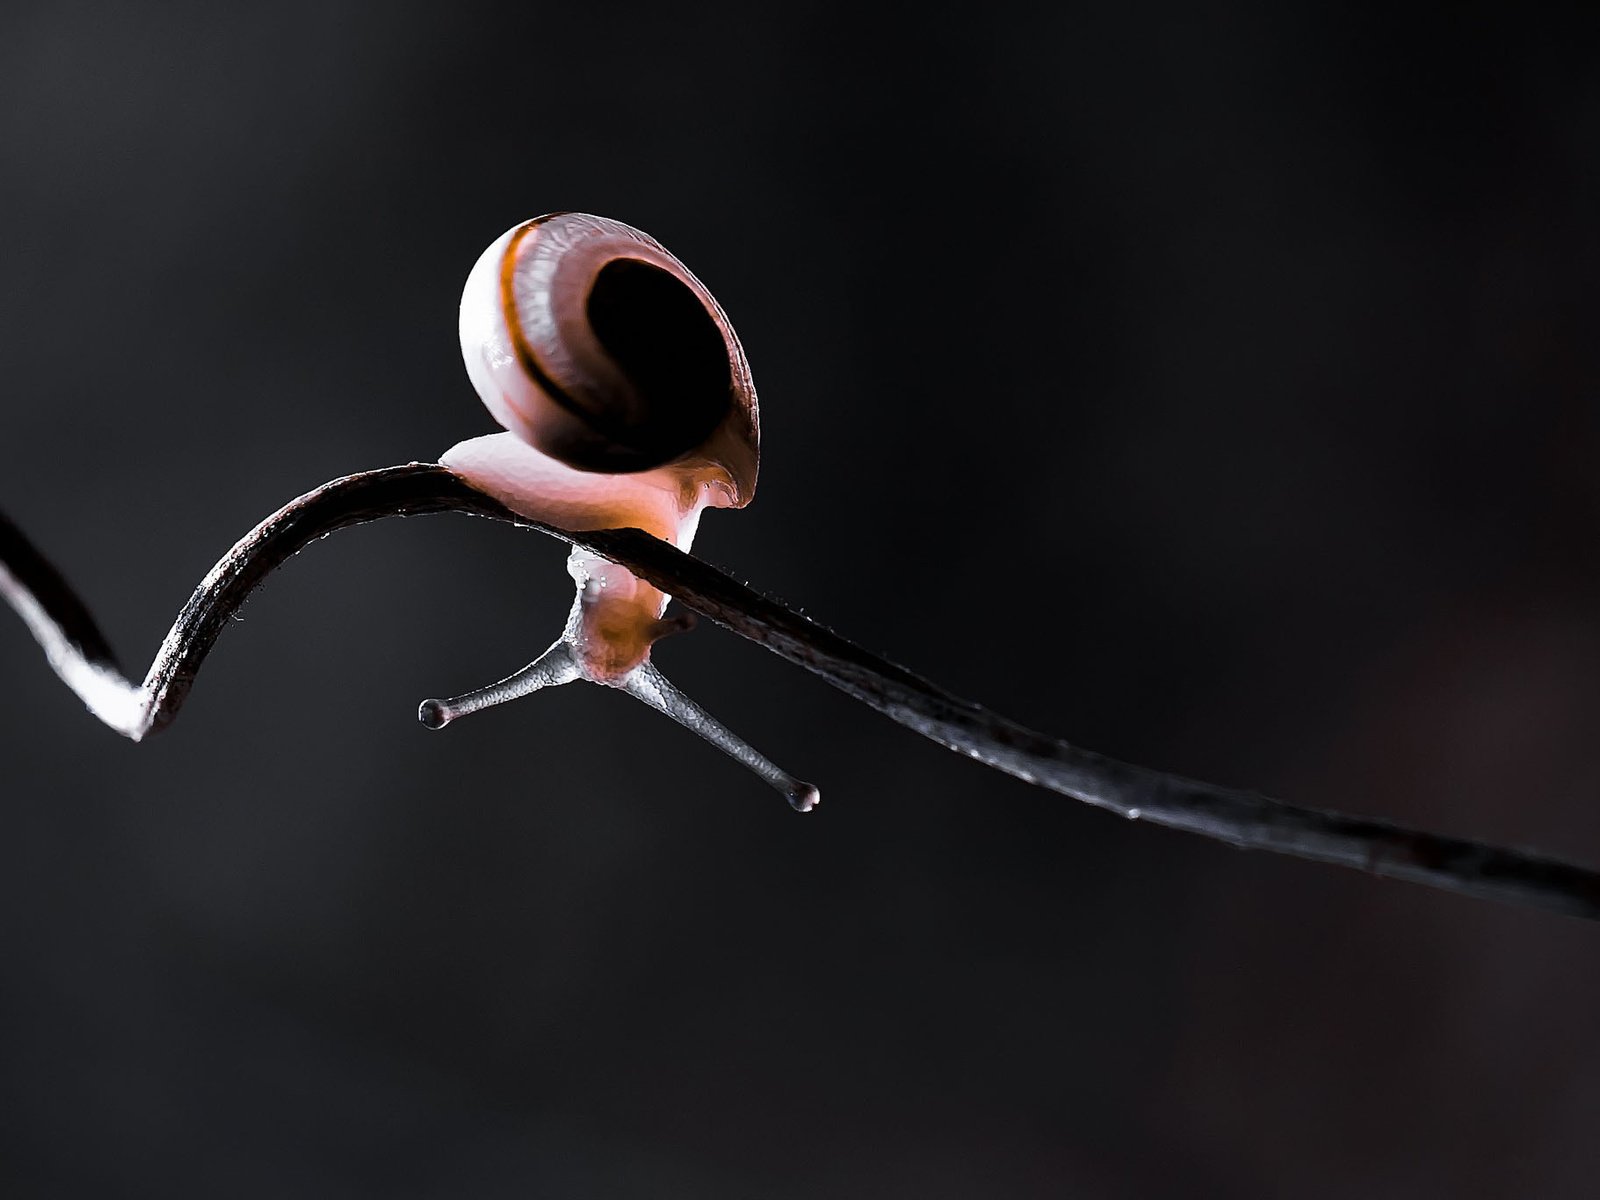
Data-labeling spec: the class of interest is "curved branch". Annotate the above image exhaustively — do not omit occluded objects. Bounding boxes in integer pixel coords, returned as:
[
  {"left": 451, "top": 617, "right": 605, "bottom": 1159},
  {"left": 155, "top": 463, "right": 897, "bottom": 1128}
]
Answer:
[
  {"left": 2, "top": 466, "right": 511, "bottom": 739},
  {"left": 4, "top": 463, "right": 1599, "bottom": 921}
]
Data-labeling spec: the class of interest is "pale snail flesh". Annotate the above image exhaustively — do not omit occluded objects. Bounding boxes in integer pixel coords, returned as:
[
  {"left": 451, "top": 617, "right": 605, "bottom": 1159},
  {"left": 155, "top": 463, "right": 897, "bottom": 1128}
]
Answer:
[{"left": 423, "top": 213, "right": 817, "bottom": 812}]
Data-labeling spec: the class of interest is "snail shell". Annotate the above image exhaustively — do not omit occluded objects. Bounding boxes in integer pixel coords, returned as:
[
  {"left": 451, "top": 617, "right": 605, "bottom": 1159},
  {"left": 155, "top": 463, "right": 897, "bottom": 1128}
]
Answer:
[{"left": 453, "top": 212, "right": 758, "bottom": 514}]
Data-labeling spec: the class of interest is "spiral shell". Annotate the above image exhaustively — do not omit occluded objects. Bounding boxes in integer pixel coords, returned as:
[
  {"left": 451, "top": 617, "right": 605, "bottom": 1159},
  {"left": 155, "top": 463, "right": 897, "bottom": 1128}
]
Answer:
[{"left": 457, "top": 212, "right": 758, "bottom": 503}]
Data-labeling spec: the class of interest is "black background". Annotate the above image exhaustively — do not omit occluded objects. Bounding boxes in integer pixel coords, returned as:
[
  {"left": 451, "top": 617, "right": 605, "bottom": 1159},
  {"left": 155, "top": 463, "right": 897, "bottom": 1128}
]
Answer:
[{"left": 3, "top": 3, "right": 1600, "bottom": 1196}]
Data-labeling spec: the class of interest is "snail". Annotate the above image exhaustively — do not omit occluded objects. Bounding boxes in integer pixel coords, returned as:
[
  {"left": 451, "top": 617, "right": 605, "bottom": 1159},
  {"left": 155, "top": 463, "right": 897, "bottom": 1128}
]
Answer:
[{"left": 422, "top": 213, "right": 817, "bottom": 811}]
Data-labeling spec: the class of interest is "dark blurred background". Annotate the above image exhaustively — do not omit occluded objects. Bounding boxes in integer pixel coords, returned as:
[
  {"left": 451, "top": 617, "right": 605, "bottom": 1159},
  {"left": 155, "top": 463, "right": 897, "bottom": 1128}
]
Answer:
[{"left": 2, "top": 2, "right": 1599, "bottom": 1195}]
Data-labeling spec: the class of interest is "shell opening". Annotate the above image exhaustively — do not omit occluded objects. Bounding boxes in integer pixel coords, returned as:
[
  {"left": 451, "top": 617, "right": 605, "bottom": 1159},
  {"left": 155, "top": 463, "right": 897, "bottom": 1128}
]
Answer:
[{"left": 583, "top": 257, "right": 732, "bottom": 462}]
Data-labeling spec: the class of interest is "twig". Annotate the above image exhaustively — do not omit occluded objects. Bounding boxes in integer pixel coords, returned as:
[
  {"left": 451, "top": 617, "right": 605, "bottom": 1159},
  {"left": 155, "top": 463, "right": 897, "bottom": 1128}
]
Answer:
[{"left": 3, "top": 463, "right": 1598, "bottom": 921}]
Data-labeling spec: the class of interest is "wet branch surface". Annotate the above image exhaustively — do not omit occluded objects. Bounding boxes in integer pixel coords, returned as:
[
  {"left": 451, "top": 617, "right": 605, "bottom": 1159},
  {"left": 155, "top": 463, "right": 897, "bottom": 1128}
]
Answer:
[{"left": 4, "top": 463, "right": 1599, "bottom": 921}]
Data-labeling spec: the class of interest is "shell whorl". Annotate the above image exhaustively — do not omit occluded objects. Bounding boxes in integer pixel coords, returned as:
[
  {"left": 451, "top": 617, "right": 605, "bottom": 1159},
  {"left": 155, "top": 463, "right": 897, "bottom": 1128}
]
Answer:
[{"left": 459, "top": 213, "right": 759, "bottom": 504}]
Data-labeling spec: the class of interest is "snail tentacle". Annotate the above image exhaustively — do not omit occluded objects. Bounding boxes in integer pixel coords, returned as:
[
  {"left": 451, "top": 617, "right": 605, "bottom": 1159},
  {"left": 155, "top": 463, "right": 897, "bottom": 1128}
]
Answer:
[
  {"left": 418, "top": 639, "right": 579, "bottom": 730},
  {"left": 618, "top": 660, "right": 820, "bottom": 813}
]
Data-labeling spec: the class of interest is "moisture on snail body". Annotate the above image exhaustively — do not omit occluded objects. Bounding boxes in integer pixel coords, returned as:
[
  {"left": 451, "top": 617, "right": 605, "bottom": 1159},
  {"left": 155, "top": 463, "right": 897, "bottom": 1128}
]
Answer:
[{"left": 423, "top": 213, "right": 818, "bottom": 813}]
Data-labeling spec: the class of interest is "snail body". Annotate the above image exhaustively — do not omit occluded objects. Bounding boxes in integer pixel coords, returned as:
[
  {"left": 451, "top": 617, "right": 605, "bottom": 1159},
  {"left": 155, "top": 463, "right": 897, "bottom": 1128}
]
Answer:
[
  {"left": 440, "top": 431, "right": 699, "bottom": 682},
  {"left": 425, "top": 214, "right": 815, "bottom": 810}
]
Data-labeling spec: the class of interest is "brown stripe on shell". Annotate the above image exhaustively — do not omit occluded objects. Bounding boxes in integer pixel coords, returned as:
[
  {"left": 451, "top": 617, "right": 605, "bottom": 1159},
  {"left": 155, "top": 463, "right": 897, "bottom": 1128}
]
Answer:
[{"left": 497, "top": 212, "right": 583, "bottom": 424}]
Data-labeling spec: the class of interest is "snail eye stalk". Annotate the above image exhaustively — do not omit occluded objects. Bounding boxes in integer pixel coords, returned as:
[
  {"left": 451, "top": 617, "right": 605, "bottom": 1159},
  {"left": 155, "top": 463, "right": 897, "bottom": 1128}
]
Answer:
[
  {"left": 418, "top": 553, "right": 819, "bottom": 811},
  {"left": 418, "top": 640, "right": 818, "bottom": 813},
  {"left": 417, "top": 640, "right": 579, "bottom": 729},
  {"left": 619, "top": 661, "right": 819, "bottom": 812}
]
